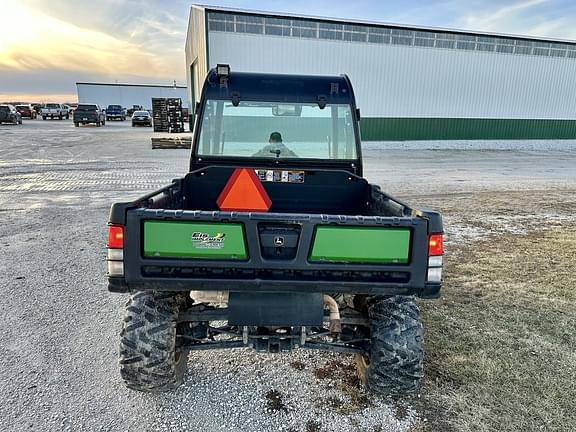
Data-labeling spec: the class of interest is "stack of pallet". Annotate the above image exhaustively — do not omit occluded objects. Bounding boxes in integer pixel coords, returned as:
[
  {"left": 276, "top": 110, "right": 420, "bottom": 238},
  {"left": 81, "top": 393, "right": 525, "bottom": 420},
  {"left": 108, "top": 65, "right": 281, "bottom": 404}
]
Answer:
[
  {"left": 152, "top": 98, "right": 169, "bottom": 132},
  {"left": 167, "top": 98, "right": 185, "bottom": 133}
]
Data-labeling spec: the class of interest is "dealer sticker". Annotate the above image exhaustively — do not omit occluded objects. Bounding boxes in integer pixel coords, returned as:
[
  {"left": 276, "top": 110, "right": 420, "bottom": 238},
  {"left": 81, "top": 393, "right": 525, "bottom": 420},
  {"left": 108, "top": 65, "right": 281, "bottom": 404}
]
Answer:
[{"left": 191, "top": 232, "right": 226, "bottom": 249}]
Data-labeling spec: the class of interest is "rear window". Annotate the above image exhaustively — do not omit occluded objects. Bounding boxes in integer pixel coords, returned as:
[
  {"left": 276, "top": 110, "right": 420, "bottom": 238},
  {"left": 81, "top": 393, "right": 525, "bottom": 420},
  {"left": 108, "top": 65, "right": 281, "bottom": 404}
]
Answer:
[
  {"left": 16, "top": 105, "right": 28, "bottom": 109},
  {"left": 76, "top": 104, "right": 98, "bottom": 111},
  {"left": 46, "top": 103, "right": 60, "bottom": 108},
  {"left": 0, "top": 106, "right": 9, "bottom": 112},
  {"left": 107, "top": 105, "right": 122, "bottom": 109},
  {"left": 133, "top": 111, "right": 149, "bottom": 116}
]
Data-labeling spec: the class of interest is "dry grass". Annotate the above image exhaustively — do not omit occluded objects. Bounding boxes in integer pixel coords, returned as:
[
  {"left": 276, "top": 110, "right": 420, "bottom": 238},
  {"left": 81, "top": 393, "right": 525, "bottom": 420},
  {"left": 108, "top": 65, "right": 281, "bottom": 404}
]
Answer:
[{"left": 413, "top": 227, "right": 576, "bottom": 431}]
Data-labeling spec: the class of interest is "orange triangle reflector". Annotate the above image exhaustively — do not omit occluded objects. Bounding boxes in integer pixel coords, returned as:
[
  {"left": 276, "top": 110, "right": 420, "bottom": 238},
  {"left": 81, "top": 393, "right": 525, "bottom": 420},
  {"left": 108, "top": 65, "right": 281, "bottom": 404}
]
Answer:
[{"left": 217, "top": 168, "right": 272, "bottom": 212}]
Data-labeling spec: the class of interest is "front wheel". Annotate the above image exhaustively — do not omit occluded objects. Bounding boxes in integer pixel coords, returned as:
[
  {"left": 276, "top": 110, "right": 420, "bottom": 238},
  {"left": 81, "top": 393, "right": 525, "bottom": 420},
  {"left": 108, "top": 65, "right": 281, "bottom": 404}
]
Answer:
[
  {"left": 74, "top": 122, "right": 79, "bottom": 127},
  {"left": 356, "top": 296, "right": 423, "bottom": 395},
  {"left": 42, "top": 116, "right": 46, "bottom": 120},
  {"left": 119, "top": 291, "right": 188, "bottom": 392},
  {"left": 66, "top": 114, "right": 69, "bottom": 119}
]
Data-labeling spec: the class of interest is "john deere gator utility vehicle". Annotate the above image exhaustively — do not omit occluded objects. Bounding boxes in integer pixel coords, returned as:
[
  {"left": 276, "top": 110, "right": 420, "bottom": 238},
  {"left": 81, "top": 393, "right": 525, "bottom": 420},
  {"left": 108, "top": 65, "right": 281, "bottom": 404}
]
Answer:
[{"left": 107, "top": 64, "right": 443, "bottom": 394}]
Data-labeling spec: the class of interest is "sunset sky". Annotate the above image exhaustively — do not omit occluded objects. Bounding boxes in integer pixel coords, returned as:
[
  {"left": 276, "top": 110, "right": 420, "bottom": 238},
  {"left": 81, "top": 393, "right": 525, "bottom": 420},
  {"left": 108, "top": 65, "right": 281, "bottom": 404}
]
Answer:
[{"left": 1, "top": 0, "right": 575, "bottom": 103}]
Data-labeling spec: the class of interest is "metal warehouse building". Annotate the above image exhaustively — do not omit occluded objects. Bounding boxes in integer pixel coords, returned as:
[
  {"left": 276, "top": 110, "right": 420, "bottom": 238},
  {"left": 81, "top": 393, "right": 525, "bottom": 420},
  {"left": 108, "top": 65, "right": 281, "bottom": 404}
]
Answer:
[
  {"left": 186, "top": 5, "right": 576, "bottom": 140},
  {"left": 76, "top": 82, "right": 188, "bottom": 111}
]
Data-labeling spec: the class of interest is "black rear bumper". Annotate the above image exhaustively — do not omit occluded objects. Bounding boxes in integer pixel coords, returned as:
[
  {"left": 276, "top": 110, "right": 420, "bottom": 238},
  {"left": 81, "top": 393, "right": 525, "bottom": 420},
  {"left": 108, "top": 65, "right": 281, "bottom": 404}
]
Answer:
[{"left": 108, "top": 206, "right": 442, "bottom": 298}]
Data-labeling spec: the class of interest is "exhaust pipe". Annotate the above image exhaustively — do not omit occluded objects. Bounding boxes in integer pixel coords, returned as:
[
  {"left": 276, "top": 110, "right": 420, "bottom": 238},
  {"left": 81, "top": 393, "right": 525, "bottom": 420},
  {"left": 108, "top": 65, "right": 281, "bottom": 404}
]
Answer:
[{"left": 323, "top": 295, "right": 341, "bottom": 335}]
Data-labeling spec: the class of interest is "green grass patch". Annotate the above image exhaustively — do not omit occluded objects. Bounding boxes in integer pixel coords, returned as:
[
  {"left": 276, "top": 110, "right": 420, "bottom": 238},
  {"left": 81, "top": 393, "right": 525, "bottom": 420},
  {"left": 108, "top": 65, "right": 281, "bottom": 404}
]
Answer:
[{"left": 414, "top": 228, "right": 576, "bottom": 431}]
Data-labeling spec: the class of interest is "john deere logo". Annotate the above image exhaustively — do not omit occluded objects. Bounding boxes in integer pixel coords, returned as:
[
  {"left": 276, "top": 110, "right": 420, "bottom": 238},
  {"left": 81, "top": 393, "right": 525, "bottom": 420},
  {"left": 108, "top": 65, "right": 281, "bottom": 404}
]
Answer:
[
  {"left": 191, "top": 232, "right": 226, "bottom": 249},
  {"left": 274, "top": 236, "right": 285, "bottom": 246}
]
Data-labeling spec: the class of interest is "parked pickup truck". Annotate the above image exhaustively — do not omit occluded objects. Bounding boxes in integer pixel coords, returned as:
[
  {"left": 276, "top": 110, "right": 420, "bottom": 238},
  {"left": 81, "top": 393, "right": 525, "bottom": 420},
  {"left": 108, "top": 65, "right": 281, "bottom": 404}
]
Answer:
[
  {"left": 106, "top": 105, "right": 126, "bottom": 121},
  {"left": 41, "top": 103, "right": 69, "bottom": 120},
  {"left": 73, "top": 104, "right": 106, "bottom": 127},
  {"left": 107, "top": 65, "right": 443, "bottom": 395}
]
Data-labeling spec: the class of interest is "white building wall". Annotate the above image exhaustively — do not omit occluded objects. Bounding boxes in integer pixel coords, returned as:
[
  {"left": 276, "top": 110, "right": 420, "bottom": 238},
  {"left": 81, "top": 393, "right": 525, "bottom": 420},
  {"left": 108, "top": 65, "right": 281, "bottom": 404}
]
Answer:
[
  {"left": 76, "top": 84, "right": 189, "bottom": 111},
  {"left": 208, "top": 32, "right": 576, "bottom": 119}
]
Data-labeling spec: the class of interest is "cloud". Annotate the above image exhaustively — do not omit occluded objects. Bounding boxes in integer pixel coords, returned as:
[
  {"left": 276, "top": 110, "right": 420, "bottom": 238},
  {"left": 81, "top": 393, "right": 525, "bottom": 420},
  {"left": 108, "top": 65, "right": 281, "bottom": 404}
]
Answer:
[
  {"left": 456, "top": 0, "right": 576, "bottom": 39},
  {"left": 0, "top": 2, "right": 185, "bottom": 84}
]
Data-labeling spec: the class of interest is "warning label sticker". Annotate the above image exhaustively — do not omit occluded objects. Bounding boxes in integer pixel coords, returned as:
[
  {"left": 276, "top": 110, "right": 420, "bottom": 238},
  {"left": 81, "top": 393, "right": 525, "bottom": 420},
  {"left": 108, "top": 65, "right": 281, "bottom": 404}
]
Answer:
[{"left": 255, "top": 170, "right": 305, "bottom": 183}]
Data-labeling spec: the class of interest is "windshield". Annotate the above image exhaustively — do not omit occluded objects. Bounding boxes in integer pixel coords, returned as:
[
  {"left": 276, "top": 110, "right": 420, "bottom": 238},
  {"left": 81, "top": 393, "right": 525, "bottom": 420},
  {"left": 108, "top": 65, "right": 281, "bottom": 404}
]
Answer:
[
  {"left": 197, "top": 100, "right": 357, "bottom": 160},
  {"left": 46, "top": 103, "right": 60, "bottom": 108},
  {"left": 76, "top": 104, "right": 98, "bottom": 111},
  {"left": 0, "top": 106, "right": 9, "bottom": 112}
]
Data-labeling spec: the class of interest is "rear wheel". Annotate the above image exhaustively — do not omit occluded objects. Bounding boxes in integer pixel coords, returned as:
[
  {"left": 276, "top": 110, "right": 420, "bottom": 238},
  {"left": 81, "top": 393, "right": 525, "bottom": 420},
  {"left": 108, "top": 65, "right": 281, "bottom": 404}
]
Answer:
[
  {"left": 96, "top": 121, "right": 101, "bottom": 127},
  {"left": 42, "top": 116, "right": 46, "bottom": 120},
  {"left": 119, "top": 291, "right": 188, "bottom": 392},
  {"left": 66, "top": 113, "right": 69, "bottom": 119},
  {"left": 356, "top": 295, "right": 423, "bottom": 395},
  {"left": 74, "top": 122, "right": 79, "bottom": 127}
]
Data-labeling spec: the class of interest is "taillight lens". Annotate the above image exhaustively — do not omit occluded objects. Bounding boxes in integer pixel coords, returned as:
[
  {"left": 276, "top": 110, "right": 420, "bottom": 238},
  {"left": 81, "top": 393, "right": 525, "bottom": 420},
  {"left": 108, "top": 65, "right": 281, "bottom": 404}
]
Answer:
[
  {"left": 107, "top": 225, "right": 124, "bottom": 249},
  {"left": 428, "top": 234, "right": 443, "bottom": 256}
]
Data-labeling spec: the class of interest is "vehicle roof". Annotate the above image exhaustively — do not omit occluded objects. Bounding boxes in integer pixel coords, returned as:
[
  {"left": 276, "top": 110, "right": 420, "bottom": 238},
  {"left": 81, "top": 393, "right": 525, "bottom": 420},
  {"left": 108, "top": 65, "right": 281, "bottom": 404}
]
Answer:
[{"left": 203, "top": 68, "right": 355, "bottom": 105}]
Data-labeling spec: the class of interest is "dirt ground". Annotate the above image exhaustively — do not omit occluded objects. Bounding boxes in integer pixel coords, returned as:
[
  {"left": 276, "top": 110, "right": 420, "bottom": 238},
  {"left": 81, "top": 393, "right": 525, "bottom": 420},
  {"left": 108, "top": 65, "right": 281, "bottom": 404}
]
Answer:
[{"left": 1, "top": 120, "right": 575, "bottom": 431}]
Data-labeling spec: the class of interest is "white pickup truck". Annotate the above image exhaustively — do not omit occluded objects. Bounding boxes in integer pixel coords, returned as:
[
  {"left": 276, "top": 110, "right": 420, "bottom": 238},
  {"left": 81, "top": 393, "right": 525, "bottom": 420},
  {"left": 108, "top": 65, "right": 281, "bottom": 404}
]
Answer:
[{"left": 41, "top": 103, "right": 69, "bottom": 120}]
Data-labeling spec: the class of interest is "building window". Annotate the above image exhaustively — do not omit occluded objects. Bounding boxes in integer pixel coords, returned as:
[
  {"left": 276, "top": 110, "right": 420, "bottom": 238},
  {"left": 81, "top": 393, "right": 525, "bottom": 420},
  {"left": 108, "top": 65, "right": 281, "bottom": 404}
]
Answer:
[
  {"left": 436, "top": 38, "right": 455, "bottom": 49},
  {"left": 319, "top": 22, "right": 343, "bottom": 40},
  {"left": 456, "top": 41, "right": 476, "bottom": 50},
  {"left": 367, "top": 27, "right": 390, "bottom": 44},
  {"left": 496, "top": 45, "right": 514, "bottom": 53},
  {"left": 414, "top": 37, "right": 435, "bottom": 47}
]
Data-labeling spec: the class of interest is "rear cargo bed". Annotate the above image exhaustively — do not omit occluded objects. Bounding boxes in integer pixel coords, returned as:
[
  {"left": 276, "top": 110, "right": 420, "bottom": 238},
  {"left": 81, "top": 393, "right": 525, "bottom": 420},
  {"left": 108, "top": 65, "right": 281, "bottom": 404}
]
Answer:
[{"left": 108, "top": 166, "right": 441, "bottom": 297}]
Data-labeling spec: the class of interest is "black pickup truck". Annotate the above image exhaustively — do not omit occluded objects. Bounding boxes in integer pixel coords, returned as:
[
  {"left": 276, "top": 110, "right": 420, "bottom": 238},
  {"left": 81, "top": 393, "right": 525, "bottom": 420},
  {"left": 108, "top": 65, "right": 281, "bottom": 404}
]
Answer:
[{"left": 107, "top": 65, "right": 443, "bottom": 395}]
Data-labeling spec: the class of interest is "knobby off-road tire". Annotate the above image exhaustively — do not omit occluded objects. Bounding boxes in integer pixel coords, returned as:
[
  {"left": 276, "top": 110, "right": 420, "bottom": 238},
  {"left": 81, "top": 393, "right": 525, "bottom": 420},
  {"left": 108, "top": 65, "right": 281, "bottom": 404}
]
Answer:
[
  {"left": 119, "top": 291, "right": 188, "bottom": 392},
  {"left": 356, "top": 295, "right": 423, "bottom": 395}
]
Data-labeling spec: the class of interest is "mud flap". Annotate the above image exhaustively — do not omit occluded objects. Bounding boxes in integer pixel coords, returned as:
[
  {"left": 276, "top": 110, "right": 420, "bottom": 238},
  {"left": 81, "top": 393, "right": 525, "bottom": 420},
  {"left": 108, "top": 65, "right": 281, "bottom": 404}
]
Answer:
[{"left": 228, "top": 292, "right": 324, "bottom": 326}]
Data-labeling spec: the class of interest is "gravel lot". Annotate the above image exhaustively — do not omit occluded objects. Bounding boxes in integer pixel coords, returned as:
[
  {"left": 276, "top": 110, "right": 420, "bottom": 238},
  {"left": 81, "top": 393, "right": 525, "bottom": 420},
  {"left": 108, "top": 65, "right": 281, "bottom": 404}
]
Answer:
[{"left": 1, "top": 119, "right": 575, "bottom": 432}]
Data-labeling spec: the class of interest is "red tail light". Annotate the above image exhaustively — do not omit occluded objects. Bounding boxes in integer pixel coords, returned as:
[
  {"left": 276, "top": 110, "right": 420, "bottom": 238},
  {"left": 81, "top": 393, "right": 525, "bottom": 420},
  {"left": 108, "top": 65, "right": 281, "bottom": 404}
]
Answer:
[
  {"left": 428, "top": 234, "right": 443, "bottom": 256},
  {"left": 107, "top": 225, "right": 124, "bottom": 249}
]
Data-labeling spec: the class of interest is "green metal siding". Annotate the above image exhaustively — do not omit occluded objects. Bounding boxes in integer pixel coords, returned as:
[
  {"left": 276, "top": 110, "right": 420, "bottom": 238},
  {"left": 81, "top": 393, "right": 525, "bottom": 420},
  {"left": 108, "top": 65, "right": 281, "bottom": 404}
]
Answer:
[{"left": 360, "top": 118, "right": 576, "bottom": 141}]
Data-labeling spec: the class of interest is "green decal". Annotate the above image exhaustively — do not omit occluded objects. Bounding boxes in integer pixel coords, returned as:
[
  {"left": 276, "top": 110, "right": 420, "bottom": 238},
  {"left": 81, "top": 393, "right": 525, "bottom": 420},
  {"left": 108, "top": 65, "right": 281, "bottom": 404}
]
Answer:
[
  {"left": 310, "top": 226, "right": 411, "bottom": 264},
  {"left": 143, "top": 221, "right": 247, "bottom": 259}
]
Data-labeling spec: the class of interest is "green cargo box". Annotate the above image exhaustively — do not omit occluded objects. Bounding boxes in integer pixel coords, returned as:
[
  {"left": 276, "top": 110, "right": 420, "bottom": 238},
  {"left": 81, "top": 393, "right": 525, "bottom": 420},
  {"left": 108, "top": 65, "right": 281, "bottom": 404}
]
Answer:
[
  {"left": 143, "top": 221, "right": 248, "bottom": 259},
  {"left": 309, "top": 226, "right": 411, "bottom": 264}
]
